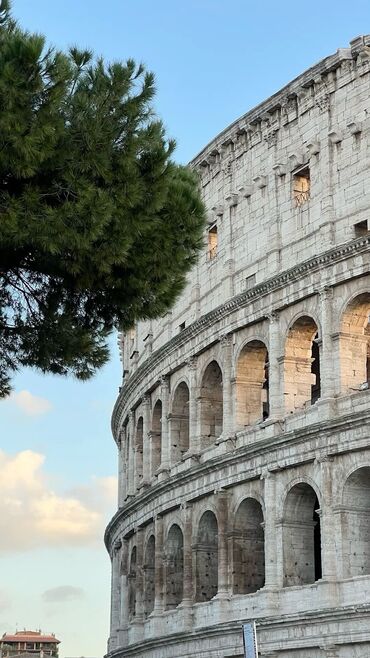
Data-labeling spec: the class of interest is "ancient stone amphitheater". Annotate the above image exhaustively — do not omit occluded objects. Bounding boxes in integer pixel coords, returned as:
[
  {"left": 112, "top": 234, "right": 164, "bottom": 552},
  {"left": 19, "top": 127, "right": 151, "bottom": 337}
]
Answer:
[{"left": 105, "top": 36, "right": 370, "bottom": 658}]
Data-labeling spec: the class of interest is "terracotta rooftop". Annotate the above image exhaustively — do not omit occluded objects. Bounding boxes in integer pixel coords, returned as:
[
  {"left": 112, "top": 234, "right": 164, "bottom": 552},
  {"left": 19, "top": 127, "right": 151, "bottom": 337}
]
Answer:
[{"left": 1, "top": 632, "right": 60, "bottom": 644}]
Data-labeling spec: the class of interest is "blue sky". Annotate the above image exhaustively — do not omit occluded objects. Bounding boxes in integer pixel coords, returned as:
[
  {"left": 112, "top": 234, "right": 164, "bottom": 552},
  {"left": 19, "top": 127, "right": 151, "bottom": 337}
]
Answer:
[{"left": 0, "top": 1, "right": 369, "bottom": 656}]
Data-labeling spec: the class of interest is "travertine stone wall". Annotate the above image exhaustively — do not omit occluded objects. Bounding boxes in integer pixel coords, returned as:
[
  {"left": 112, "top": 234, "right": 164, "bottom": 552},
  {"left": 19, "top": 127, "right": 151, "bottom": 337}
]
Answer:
[{"left": 107, "top": 36, "right": 370, "bottom": 658}]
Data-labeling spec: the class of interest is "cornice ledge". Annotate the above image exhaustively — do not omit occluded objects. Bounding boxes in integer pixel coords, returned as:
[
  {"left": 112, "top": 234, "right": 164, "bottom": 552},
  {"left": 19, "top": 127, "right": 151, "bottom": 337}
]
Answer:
[
  {"left": 105, "top": 603, "right": 370, "bottom": 658},
  {"left": 112, "top": 236, "right": 370, "bottom": 437}
]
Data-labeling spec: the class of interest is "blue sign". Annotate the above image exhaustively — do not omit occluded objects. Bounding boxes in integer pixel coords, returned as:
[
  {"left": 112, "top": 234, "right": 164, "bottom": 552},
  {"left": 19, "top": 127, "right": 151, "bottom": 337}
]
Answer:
[{"left": 242, "top": 622, "right": 258, "bottom": 658}]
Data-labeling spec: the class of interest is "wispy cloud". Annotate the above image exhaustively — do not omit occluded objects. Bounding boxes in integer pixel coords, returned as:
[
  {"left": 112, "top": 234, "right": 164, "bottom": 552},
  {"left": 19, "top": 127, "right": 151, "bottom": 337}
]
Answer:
[
  {"left": 42, "top": 586, "right": 85, "bottom": 603},
  {"left": 0, "top": 450, "right": 117, "bottom": 552},
  {"left": 8, "top": 390, "right": 52, "bottom": 416}
]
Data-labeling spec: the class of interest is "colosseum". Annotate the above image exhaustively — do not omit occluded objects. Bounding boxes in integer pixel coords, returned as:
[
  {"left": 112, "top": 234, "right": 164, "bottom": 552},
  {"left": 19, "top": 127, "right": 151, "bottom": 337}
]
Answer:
[{"left": 105, "top": 36, "right": 370, "bottom": 658}]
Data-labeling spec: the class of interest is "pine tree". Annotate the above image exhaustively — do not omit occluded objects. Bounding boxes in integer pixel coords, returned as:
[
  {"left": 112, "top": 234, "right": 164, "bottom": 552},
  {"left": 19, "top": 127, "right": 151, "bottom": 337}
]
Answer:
[{"left": 0, "top": 1, "right": 206, "bottom": 396}]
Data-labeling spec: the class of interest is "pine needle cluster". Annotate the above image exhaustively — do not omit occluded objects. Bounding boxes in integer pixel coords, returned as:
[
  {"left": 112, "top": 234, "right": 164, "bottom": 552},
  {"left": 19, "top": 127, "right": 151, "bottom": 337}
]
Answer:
[{"left": 0, "top": 1, "right": 206, "bottom": 396}]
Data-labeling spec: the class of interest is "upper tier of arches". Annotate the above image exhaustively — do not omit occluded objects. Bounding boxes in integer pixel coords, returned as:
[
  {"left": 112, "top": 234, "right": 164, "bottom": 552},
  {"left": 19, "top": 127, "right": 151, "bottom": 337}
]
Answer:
[{"left": 120, "top": 290, "right": 370, "bottom": 497}]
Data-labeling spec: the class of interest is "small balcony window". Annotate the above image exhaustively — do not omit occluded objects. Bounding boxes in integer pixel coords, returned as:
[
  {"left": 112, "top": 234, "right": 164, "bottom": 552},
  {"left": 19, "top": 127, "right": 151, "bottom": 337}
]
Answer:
[
  {"left": 292, "top": 166, "right": 310, "bottom": 207},
  {"left": 207, "top": 223, "right": 218, "bottom": 260}
]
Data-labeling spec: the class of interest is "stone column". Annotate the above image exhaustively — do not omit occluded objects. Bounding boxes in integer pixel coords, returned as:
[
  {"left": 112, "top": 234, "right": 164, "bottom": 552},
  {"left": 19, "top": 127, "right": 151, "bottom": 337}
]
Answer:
[
  {"left": 216, "top": 489, "right": 230, "bottom": 597},
  {"left": 135, "top": 528, "right": 145, "bottom": 622},
  {"left": 117, "top": 428, "right": 126, "bottom": 507},
  {"left": 318, "top": 287, "right": 335, "bottom": 399},
  {"left": 317, "top": 455, "right": 338, "bottom": 582},
  {"left": 262, "top": 470, "right": 279, "bottom": 589},
  {"left": 220, "top": 335, "right": 234, "bottom": 438},
  {"left": 268, "top": 312, "right": 283, "bottom": 419},
  {"left": 153, "top": 515, "right": 165, "bottom": 613},
  {"left": 118, "top": 540, "right": 129, "bottom": 647},
  {"left": 127, "top": 411, "right": 135, "bottom": 497},
  {"left": 142, "top": 395, "right": 151, "bottom": 486},
  {"left": 187, "top": 357, "right": 200, "bottom": 454},
  {"left": 181, "top": 503, "right": 194, "bottom": 604},
  {"left": 158, "top": 376, "right": 170, "bottom": 481},
  {"left": 109, "top": 540, "right": 122, "bottom": 650},
  {"left": 316, "top": 91, "right": 335, "bottom": 249}
]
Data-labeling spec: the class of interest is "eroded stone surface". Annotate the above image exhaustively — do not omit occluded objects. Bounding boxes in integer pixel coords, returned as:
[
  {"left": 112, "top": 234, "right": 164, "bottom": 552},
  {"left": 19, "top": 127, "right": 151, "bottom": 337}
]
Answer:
[{"left": 107, "top": 36, "right": 370, "bottom": 658}]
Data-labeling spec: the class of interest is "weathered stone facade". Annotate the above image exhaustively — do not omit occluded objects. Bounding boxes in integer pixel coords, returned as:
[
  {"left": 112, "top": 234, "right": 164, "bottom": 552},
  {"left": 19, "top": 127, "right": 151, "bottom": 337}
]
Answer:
[{"left": 105, "top": 36, "right": 370, "bottom": 658}]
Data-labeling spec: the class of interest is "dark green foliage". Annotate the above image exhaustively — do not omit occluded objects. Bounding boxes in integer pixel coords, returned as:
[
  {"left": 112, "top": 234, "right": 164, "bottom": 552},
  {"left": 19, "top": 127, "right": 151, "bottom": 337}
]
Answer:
[{"left": 0, "top": 1, "right": 206, "bottom": 396}]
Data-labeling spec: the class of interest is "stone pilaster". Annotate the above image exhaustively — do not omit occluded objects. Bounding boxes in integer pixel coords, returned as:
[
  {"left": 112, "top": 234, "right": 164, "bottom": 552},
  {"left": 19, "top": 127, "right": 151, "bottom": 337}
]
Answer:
[
  {"left": 158, "top": 376, "right": 170, "bottom": 481},
  {"left": 141, "top": 395, "right": 151, "bottom": 485},
  {"left": 261, "top": 469, "right": 279, "bottom": 589},
  {"left": 317, "top": 454, "right": 338, "bottom": 582},
  {"left": 109, "top": 540, "right": 122, "bottom": 650},
  {"left": 134, "top": 528, "right": 145, "bottom": 622},
  {"left": 127, "top": 411, "right": 135, "bottom": 496},
  {"left": 181, "top": 503, "right": 193, "bottom": 604},
  {"left": 187, "top": 357, "right": 200, "bottom": 454},
  {"left": 117, "top": 428, "right": 126, "bottom": 507},
  {"left": 318, "top": 286, "right": 335, "bottom": 399},
  {"left": 268, "top": 312, "right": 283, "bottom": 419},
  {"left": 153, "top": 515, "right": 165, "bottom": 614},
  {"left": 220, "top": 334, "right": 234, "bottom": 437},
  {"left": 216, "top": 489, "right": 230, "bottom": 597},
  {"left": 118, "top": 540, "right": 129, "bottom": 647}
]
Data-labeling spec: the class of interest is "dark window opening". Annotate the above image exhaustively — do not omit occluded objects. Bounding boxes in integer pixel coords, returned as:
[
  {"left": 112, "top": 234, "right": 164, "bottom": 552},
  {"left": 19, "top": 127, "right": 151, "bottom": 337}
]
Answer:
[
  {"left": 354, "top": 220, "right": 369, "bottom": 237},
  {"left": 314, "top": 496, "right": 322, "bottom": 581},
  {"left": 311, "top": 334, "right": 321, "bottom": 404},
  {"left": 179, "top": 321, "right": 186, "bottom": 332},
  {"left": 263, "top": 353, "right": 269, "bottom": 420}
]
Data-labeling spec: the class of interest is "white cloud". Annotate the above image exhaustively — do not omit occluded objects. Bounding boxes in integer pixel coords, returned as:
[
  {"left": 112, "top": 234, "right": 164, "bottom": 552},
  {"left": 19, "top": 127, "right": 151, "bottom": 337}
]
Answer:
[
  {"left": 8, "top": 390, "right": 52, "bottom": 416},
  {"left": 42, "top": 586, "right": 85, "bottom": 603},
  {"left": 0, "top": 450, "right": 117, "bottom": 552}
]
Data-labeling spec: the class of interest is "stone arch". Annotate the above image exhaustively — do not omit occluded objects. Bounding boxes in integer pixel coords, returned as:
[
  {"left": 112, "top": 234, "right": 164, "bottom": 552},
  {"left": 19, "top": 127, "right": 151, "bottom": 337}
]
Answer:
[
  {"left": 282, "top": 482, "right": 322, "bottom": 587},
  {"left": 143, "top": 535, "right": 155, "bottom": 616},
  {"left": 232, "top": 498, "right": 265, "bottom": 594},
  {"left": 341, "top": 466, "right": 370, "bottom": 577},
  {"left": 339, "top": 292, "right": 370, "bottom": 393},
  {"left": 170, "top": 382, "right": 189, "bottom": 464},
  {"left": 284, "top": 315, "right": 321, "bottom": 413},
  {"left": 151, "top": 400, "right": 162, "bottom": 476},
  {"left": 128, "top": 545, "right": 137, "bottom": 619},
  {"left": 236, "top": 340, "right": 269, "bottom": 427},
  {"left": 165, "top": 524, "right": 184, "bottom": 609},
  {"left": 200, "top": 360, "right": 223, "bottom": 448},
  {"left": 195, "top": 510, "right": 218, "bottom": 602},
  {"left": 135, "top": 417, "right": 143, "bottom": 485}
]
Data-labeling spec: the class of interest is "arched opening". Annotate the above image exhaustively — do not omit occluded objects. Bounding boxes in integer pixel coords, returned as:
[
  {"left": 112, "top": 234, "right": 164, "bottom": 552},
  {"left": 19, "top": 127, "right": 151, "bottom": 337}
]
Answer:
[
  {"left": 284, "top": 316, "right": 321, "bottom": 413},
  {"left": 144, "top": 535, "right": 155, "bottom": 616},
  {"left": 165, "top": 524, "right": 184, "bottom": 609},
  {"left": 135, "top": 417, "right": 144, "bottom": 486},
  {"left": 342, "top": 467, "right": 370, "bottom": 577},
  {"left": 232, "top": 498, "right": 265, "bottom": 594},
  {"left": 236, "top": 341, "right": 269, "bottom": 427},
  {"left": 128, "top": 546, "right": 137, "bottom": 618},
  {"left": 170, "top": 383, "right": 189, "bottom": 464},
  {"left": 200, "top": 361, "right": 223, "bottom": 448},
  {"left": 339, "top": 293, "right": 370, "bottom": 393},
  {"left": 195, "top": 511, "right": 218, "bottom": 602},
  {"left": 151, "top": 400, "right": 162, "bottom": 476},
  {"left": 283, "top": 483, "right": 322, "bottom": 587}
]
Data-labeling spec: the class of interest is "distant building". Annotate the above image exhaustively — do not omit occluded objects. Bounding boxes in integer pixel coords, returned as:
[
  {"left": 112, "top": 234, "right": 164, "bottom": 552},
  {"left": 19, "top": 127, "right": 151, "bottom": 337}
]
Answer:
[{"left": 0, "top": 631, "right": 60, "bottom": 658}]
